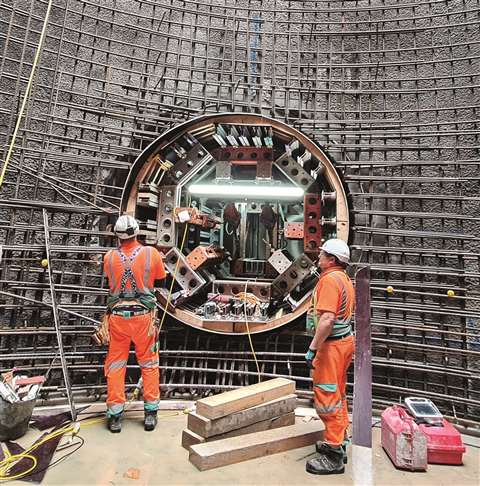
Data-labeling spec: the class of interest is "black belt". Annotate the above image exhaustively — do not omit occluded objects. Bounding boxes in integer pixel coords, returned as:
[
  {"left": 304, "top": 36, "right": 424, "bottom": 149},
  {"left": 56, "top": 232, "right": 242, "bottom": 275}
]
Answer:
[
  {"left": 326, "top": 332, "right": 352, "bottom": 341},
  {"left": 112, "top": 307, "right": 151, "bottom": 318}
]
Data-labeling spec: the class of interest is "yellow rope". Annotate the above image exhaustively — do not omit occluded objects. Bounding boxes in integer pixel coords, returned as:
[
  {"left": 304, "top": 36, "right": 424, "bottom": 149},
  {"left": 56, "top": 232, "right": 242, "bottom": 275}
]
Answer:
[
  {"left": 0, "top": 0, "right": 54, "bottom": 188},
  {"left": 243, "top": 281, "right": 261, "bottom": 383},
  {"left": 0, "top": 0, "right": 53, "bottom": 187},
  {"left": 157, "top": 222, "right": 189, "bottom": 333}
]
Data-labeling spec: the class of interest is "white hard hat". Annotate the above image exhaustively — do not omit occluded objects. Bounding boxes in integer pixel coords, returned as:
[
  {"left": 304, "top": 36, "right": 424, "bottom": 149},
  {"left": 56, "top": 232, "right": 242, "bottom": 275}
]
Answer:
[
  {"left": 114, "top": 215, "right": 139, "bottom": 239},
  {"left": 321, "top": 238, "right": 350, "bottom": 264}
]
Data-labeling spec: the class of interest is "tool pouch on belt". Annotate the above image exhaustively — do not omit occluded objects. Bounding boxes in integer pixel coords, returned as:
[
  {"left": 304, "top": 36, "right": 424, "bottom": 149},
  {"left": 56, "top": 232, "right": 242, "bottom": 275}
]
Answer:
[
  {"left": 147, "top": 306, "right": 159, "bottom": 337},
  {"left": 92, "top": 312, "right": 110, "bottom": 346}
]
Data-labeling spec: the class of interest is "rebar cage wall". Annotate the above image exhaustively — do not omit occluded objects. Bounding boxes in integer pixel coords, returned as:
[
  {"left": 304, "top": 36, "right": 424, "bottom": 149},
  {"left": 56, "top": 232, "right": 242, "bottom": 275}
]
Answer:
[{"left": 0, "top": 0, "right": 479, "bottom": 422}]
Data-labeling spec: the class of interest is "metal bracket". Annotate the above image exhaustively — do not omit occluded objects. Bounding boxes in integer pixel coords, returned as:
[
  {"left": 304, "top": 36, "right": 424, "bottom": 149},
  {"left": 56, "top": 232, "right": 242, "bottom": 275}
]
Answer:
[
  {"left": 213, "top": 147, "right": 273, "bottom": 180},
  {"left": 164, "top": 247, "right": 207, "bottom": 296},
  {"left": 271, "top": 253, "right": 314, "bottom": 298},
  {"left": 284, "top": 222, "right": 304, "bottom": 239},
  {"left": 268, "top": 249, "right": 292, "bottom": 274},
  {"left": 156, "top": 185, "right": 177, "bottom": 247},
  {"left": 212, "top": 279, "right": 271, "bottom": 302},
  {"left": 304, "top": 193, "right": 322, "bottom": 253},
  {"left": 274, "top": 149, "right": 315, "bottom": 190},
  {"left": 185, "top": 245, "right": 226, "bottom": 270},
  {"left": 170, "top": 141, "right": 216, "bottom": 186}
]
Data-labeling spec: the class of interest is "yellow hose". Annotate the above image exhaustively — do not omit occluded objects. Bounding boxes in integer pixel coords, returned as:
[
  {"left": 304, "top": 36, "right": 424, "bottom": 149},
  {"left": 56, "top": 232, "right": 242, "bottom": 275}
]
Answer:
[
  {"left": 0, "top": 444, "right": 37, "bottom": 482},
  {"left": 0, "top": 411, "right": 183, "bottom": 481},
  {"left": 0, "top": 422, "right": 73, "bottom": 481}
]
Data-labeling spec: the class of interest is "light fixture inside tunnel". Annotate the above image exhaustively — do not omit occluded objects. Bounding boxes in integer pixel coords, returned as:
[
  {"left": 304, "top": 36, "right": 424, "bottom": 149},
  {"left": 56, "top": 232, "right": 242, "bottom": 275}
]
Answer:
[{"left": 188, "top": 183, "right": 304, "bottom": 200}]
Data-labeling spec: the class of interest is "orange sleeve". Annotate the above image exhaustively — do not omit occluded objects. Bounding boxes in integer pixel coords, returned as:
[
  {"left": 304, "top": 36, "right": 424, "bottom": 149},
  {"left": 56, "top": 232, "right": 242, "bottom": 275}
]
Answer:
[
  {"left": 103, "top": 250, "right": 112, "bottom": 279},
  {"left": 151, "top": 248, "right": 166, "bottom": 281},
  {"left": 314, "top": 275, "right": 340, "bottom": 314}
]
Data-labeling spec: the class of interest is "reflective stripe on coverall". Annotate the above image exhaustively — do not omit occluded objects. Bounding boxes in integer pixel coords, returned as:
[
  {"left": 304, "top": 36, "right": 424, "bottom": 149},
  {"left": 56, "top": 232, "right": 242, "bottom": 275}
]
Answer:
[
  {"left": 103, "top": 240, "right": 165, "bottom": 416},
  {"left": 310, "top": 267, "right": 355, "bottom": 446},
  {"left": 104, "top": 312, "right": 159, "bottom": 415},
  {"left": 312, "top": 334, "right": 355, "bottom": 446}
]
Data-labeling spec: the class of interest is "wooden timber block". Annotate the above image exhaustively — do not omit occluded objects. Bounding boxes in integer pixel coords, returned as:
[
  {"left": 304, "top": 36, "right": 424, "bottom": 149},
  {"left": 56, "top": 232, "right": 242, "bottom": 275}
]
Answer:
[
  {"left": 182, "top": 412, "right": 296, "bottom": 450},
  {"left": 195, "top": 378, "right": 295, "bottom": 420},
  {"left": 182, "top": 429, "right": 205, "bottom": 450},
  {"left": 189, "top": 420, "right": 325, "bottom": 471},
  {"left": 188, "top": 394, "right": 297, "bottom": 438}
]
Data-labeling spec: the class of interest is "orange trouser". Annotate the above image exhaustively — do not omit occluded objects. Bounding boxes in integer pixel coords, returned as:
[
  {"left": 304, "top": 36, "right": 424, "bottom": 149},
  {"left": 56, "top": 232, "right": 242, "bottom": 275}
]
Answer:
[
  {"left": 104, "top": 313, "right": 159, "bottom": 416},
  {"left": 312, "top": 334, "right": 355, "bottom": 447}
]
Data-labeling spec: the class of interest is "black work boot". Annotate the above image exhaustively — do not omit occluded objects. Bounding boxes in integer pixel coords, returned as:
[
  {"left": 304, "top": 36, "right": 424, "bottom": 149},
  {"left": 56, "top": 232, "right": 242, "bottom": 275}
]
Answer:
[
  {"left": 144, "top": 411, "right": 158, "bottom": 431},
  {"left": 316, "top": 441, "right": 348, "bottom": 464},
  {"left": 107, "top": 414, "right": 122, "bottom": 433},
  {"left": 306, "top": 444, "right": 345, "bottom": 475}
]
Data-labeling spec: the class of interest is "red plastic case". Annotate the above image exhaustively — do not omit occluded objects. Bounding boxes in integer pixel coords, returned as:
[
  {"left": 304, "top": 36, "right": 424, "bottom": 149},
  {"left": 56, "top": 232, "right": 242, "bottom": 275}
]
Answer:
[
  {"left": 418, "top": 419, "right": 466, "bottom": 465},
  {"left": 381, "top": 405, "right": 428, "bottom": 471}
]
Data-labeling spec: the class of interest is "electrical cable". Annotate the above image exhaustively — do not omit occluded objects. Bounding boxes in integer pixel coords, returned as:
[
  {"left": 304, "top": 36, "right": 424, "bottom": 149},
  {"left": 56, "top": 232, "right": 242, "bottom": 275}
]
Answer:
[
  {"left": 25, "top": 435, "right": 85, "bottom": 479},
  {"left": 0, "top": 406, "right": 185, "bottom": 483},
  {"left": 0, "top": 421, "right": 76, "bottom": 481},
  {"left": 243, "top": 280, "right": 261, "bottom": 383},
  {"left": 0, "top": 447, "right": 37, "bottom": 482}
]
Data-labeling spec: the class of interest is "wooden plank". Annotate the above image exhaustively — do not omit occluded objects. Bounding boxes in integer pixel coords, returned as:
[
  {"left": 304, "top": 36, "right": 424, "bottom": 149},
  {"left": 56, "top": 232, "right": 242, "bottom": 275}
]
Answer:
[
  {"left": 189, "top": 421, "right": 325, "bottom": 471},
  {"left": 195, "top": 378, "right": 295, "bottom": 420},
  {"left": 182, "top": 412, "right": 296, "bottom": 450},
  {"left": 188, "top": 394, "right": 297, "bottom": 438},
  {"left": 182, "top": 429, "right": 205, "bottom": 450}
]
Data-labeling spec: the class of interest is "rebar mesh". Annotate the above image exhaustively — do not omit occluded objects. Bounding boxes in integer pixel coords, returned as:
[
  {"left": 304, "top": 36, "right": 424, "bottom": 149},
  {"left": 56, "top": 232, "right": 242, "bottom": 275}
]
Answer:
[{"left": 0, "top": 0, "right": 479, "bottom": 421}]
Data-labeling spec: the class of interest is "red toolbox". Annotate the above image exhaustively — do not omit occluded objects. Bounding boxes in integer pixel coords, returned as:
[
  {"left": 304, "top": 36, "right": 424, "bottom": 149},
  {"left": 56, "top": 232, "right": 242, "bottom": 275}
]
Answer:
[
  {"left": 381, "top": 405, "right": 428, "bottom": 471},
  {"left": 418, "top": 419, "right": 465, "bottom": 465}
]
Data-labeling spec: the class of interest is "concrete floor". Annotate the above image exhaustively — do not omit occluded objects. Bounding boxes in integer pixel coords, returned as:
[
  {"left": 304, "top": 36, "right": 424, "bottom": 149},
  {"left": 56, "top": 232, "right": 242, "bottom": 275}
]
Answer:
[{"left": 7, "top": 408, "right": 479, "bottom": 486}]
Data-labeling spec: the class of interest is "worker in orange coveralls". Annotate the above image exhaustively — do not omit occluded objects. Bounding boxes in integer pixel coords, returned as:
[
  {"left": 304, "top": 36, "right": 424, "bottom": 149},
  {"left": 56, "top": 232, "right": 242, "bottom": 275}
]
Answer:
[
  {"left": 103, "top": 215, "right": 166, "bottom": 433},
  {"left": 304, "top": 238, "right": 355, "bottom": 475}
]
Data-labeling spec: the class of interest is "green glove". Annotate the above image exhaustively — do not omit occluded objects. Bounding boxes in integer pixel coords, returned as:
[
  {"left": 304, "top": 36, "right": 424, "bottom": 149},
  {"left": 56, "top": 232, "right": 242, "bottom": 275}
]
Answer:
[{"left": 305, "top": 348, "right": 316, "bottom": 369}]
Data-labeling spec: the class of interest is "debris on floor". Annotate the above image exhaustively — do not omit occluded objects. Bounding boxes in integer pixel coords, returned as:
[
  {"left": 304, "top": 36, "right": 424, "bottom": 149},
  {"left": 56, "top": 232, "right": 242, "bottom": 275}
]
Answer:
[
  {"left": 0, "top": 370, "right": 45, "bottom": 403},
  {"left": 123, "top": 467, "right": 141, "bottom": 480}
]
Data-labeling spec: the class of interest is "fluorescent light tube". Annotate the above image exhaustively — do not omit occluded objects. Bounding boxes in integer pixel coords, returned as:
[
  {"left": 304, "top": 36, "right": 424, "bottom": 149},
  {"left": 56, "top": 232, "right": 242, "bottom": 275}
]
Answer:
[{"left": 188, "top": 183, "right": 304, "bottom": 199}]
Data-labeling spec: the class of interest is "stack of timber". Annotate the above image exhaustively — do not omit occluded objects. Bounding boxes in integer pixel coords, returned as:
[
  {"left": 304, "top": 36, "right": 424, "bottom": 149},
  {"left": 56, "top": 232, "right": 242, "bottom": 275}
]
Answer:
[{"left": 183, "top": 378, "right": 325, "bottom": 471}]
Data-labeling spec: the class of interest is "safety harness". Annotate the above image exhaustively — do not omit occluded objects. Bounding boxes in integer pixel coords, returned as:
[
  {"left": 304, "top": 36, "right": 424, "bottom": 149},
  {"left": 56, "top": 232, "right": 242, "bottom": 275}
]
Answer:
[
  {"left": 306, "top": 270, "right": 353, "bottom": 338},
  {"left": 106, "top": 246, "right": 157, "bottom": 311},
  {"left": 118, "top": 246, "right": 142, "bottom": 296}
]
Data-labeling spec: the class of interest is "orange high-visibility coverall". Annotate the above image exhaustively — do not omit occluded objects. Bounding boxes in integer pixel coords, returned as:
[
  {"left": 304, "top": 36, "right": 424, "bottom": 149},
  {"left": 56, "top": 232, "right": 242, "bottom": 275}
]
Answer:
[
  {"left": 310, "top": 266, "right": 355, "bottom": 446},
  {"left": 103, "top": 240, "right": 166, "bottom": 416}
]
